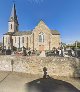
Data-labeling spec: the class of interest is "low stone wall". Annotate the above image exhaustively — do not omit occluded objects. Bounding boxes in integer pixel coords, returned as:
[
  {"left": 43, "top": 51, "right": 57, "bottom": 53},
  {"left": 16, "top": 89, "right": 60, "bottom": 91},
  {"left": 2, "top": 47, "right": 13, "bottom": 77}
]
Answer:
[{"left": 0, "top": 55, "right": 80, "bottom": 77}]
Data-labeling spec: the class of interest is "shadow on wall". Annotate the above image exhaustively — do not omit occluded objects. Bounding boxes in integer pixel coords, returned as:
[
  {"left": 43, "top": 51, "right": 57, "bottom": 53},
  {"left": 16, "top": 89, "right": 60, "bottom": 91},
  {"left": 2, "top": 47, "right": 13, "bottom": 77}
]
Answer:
[
  {"left": 25, "top": 67, "right": 80, "bottom": 92},
  {"left": 71, "top": 60, "right": 80, "bottom": 78},
  {"left": 73, "top": 66, "right": 80, "bottom": 78}
]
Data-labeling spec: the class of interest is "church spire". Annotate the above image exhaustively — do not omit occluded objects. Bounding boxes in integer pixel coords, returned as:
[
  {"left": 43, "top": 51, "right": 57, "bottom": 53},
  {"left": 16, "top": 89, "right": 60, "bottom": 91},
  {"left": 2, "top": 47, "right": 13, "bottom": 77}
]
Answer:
[
  {"left": 9, "top": 3, "right": 18, "bottom": 24},
  {"left": 8, "top": 3, "right": 19, "bottom": 32}
]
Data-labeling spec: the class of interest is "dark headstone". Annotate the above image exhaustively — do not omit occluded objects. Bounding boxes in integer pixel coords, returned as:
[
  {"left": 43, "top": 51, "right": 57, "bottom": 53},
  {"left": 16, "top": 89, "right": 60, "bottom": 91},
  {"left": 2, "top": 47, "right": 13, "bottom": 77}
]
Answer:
[{"left": 6, "top": 49, "right": 11, "bottom": 55}]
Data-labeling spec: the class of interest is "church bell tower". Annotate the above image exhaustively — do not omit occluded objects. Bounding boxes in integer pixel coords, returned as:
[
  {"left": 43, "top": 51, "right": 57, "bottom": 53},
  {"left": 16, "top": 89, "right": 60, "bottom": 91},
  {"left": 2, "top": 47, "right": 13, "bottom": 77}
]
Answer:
[{"left": 8, "top": 3, "right": 19, "bottom": 32}]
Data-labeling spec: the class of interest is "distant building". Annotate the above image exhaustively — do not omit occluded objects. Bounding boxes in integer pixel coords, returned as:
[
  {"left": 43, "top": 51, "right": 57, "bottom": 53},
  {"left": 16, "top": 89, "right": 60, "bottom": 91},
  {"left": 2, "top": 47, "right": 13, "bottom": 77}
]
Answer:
[{"left": 3, "top": 3, "right": 61, "bottom": 51}]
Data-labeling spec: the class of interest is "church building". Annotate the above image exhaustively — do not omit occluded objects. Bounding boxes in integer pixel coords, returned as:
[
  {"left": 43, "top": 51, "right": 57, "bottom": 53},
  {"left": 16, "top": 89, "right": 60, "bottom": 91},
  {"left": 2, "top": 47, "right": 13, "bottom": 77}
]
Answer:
[{"left": 3, "top": 4, "right": 61, "bottom": 51}]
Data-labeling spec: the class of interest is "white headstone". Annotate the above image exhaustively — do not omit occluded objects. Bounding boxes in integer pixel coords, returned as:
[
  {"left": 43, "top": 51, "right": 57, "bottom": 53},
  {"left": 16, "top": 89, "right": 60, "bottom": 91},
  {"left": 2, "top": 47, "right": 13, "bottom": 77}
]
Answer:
[{"left": 39, "top": 51, "right": 46, "bottom": 57}]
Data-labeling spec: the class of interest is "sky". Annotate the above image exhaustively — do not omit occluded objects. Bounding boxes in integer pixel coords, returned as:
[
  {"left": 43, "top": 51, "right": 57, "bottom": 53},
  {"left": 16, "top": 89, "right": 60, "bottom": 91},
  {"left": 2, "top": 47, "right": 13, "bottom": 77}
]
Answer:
[{"left": 0, "top": 0, "right": 80, "bottom": 44}]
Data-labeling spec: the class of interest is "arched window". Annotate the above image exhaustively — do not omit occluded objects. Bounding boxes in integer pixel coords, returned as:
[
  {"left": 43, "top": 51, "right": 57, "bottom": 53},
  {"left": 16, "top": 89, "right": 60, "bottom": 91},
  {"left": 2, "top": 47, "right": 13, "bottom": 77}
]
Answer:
[
  {"left": 39, "top": 32, "right": 44, "bottom": 42},
  {"left": 16, "top": 26, "right": 18, "bottom": 30},
  {"left": 6, "top": 37, "right": 7, "bottom": 43},
  {"left": 22, "top": 37, "right": 24, "bottom": 43},
  {"left": 26, "top": 37, "right": 28, "bottom": 49},
  {"left": 11, "top": 24, "right": 12, "bottom": 29},
  {"left": 15, "top": 37, "right": 16, "bottom": 43}
]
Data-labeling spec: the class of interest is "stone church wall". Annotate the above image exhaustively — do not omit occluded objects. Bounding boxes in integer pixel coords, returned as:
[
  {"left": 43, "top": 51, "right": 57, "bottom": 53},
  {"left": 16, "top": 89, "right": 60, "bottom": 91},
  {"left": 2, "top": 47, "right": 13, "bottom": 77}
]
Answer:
[
  {"left": 51, "top": 35, "right": 61, "bottom": 49},
  {"left": 0, "top": 55, "right": 80, "bottom": 77},
  {"left": 32, "top": 21, "right": 61, "bottom": 50}
]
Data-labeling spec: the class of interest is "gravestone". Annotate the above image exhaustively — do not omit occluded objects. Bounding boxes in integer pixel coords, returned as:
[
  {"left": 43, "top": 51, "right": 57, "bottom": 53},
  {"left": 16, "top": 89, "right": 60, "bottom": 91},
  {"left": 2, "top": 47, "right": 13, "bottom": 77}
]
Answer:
[{"left": 39, "top": 51, "right": 46, "bottom": 57}]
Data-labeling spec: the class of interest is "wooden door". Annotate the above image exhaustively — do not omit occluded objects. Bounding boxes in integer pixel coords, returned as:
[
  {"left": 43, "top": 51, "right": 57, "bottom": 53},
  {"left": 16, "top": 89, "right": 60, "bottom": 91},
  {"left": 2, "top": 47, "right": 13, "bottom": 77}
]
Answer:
[{"left": 39, "top": 45, "right": 44, "bottom": 51}]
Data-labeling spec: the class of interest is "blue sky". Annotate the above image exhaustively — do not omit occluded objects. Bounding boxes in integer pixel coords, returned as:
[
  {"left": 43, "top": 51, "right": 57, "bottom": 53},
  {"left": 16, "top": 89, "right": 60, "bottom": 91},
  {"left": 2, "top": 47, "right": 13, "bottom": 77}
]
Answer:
[{"left": 0, "top": 0, "right": 80, "bottom": 44}]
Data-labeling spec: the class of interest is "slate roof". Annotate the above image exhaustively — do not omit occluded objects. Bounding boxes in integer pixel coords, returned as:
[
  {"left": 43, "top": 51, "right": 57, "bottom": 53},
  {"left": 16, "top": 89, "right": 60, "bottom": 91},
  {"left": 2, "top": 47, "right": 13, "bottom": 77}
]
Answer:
[
  {"left": 13, "top": 31, "right": 32, "bottom": 36},
  {"left": 4, "top": 31, "right": 32, "bottom": 36},
  {"left": 4, "top": 30, "right": 60, "bottom": 36},
  {"left": 51, "top": 30, "right": 60, "bottom": 35},
  {"left": 4, "top": 32, "right": 15, "bottom": 35}
]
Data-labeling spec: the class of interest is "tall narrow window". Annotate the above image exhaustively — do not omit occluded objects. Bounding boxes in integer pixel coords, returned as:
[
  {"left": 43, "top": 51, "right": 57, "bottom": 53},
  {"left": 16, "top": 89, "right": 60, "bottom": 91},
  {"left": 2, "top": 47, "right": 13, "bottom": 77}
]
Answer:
[
  {"left": 39, "top": 35, "right": 42, "bottom": 42},
  {"left": 15, "top": 37, "right": 16, "bottom": 43},
  {"left": 30, "top": 37, "right": 31, "bottom": 44},
  {"left": 6, "top": 37, "right": 7, "bottom": 43},
  {"left": 22, "top": 37, "right": 24, "bottom": 43},
  {"left": 39, "top": 32, "right": 44, "bottom": 42},
  {"left": 11, "top": 24, "right": 12, "bottom": 29},
  {"left": 8, "top": 37, "right": 10, "bottom": 44},
  {"left": 3, "top": 37, "right": 4, "bottom": 49},
  {"left": 16, "top": 26, "right": 18, "bottom": 30},
  {"left": 33, "top": 33, "right": 34, "bottom": 50},
  {"left": 27, "top": 37, "right": 28, "bottom": 49},
  {"left": 19, "top": 37, "right": 20, "bottom": 48}
]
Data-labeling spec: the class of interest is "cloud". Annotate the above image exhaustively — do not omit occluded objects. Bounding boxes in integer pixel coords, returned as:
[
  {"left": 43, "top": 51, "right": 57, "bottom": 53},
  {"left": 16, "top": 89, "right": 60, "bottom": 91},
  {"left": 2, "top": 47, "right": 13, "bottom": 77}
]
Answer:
[{"left": 27, "top": 0, "right": 44, "bottom": 4}]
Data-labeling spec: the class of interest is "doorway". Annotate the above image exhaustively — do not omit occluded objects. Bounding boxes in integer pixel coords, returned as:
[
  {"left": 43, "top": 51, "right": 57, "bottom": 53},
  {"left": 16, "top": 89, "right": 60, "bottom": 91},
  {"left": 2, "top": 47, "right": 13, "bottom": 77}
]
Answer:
[{"left": 39, "top": 45, "right": 44, "bottom": 51}]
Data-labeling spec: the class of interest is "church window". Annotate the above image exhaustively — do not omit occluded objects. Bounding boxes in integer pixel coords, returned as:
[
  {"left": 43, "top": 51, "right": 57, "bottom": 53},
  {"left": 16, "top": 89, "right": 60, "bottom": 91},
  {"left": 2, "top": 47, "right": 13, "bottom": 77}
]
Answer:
[
  {"left": 11, "top": 24, "right": 12, "bottom": 29},
  {"left": 26, "top": 37, "right": 28, "bottom": 49},
  {"left": 6, "top": 37, "right": 7, "bottom": 43},
  {"left": 8, "top": 37, "right": 10, "bottom": 44},
  {"left": 22, "top": 37, "right": 24, "bottom": 43},
  {"left": 39, "top": 32, "right": 44, "bottom": 42},
  {"left": 19, "top": 37, "right": 20, "bottom": 48},
  {"left": 16, "top": 26, "right": 18, "bottom": 30},
  {"left": 30, "top": 37, "right": 31, "bottom": 43},
  {"left": 15, "top": 37, "right": 16, "bottom": 43}
]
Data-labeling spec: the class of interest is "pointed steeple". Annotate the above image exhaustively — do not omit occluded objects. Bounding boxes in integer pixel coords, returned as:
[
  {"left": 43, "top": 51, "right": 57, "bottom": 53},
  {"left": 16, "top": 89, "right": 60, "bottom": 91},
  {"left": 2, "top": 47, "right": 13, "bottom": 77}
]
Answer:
[
  {"left": 8, "top": 3, "right": 19, "bottom": 32},
  {"left": 9, "top": 3, "right": 18, "bottom": 24}
]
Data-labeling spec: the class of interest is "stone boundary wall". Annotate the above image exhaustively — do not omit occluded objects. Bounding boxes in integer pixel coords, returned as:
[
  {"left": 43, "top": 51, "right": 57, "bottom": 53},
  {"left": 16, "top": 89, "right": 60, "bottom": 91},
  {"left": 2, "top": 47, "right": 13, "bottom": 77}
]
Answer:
[{"left": 0, "top": 55, "right": 80, "bottom": 77}]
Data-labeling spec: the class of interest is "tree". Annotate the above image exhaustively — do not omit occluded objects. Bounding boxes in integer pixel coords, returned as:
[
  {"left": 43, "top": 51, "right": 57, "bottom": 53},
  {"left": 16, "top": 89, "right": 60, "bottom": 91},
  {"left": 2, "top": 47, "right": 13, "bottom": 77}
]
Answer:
[{"left": 13, "top": 46, "right": 17, "bottom": 51}]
